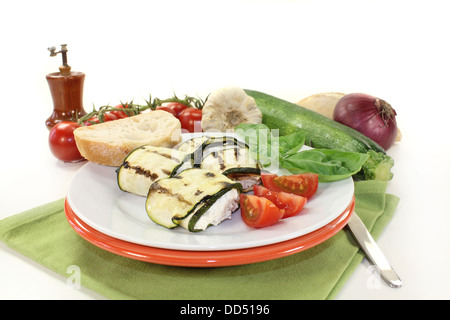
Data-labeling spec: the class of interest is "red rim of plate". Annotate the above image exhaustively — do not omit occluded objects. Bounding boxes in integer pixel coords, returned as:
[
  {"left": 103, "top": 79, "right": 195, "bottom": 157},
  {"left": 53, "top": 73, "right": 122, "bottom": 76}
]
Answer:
[{"left": 64, "top": 196, "right": 354, "bottom": 267}]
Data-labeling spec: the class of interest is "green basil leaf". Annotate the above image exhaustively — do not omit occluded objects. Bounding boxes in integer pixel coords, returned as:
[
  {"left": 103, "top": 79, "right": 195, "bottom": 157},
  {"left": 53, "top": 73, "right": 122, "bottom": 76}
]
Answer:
[
  {"left": 281, "top": 149, "right": 370, "bottom": 182},
  {"left": 279, "top": 132, "right": 306, "bottom": 158}
]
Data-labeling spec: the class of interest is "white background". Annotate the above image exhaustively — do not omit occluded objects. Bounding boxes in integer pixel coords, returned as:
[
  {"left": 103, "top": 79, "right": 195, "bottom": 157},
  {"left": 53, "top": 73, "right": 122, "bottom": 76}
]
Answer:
[{"left": 0, "top": 0, "right": 449, "bottom": 299}]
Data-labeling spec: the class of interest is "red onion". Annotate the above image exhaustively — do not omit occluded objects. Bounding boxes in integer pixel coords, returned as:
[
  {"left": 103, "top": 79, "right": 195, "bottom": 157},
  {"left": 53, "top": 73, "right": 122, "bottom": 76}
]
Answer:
[{"left": 333, "top": 93, "right": 397, "bottom": 150}]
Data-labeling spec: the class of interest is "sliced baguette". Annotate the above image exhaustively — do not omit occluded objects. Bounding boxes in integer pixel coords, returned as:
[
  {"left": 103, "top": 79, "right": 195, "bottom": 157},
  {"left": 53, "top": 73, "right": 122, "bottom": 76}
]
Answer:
[{"left": 74, "top": 110, "right": 182, "bottom": 166}]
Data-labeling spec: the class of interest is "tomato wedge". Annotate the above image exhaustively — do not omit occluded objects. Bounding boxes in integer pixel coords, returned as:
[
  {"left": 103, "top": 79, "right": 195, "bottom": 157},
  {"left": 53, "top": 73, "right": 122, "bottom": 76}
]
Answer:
[
  {"left": 239, "top": 194, "right": 284, "bottom": 228},
  {"left": 273, "top": 173, "right": 318, "bottom": 199},
  {"left": 261, "top": 173, "right": 318, "bottom": 199},
  {"left": 260, "top": 173, "right": 282, "bottom": 192},
  {"left": 253, "top": 185, "right": 307, "bottom": 219}
]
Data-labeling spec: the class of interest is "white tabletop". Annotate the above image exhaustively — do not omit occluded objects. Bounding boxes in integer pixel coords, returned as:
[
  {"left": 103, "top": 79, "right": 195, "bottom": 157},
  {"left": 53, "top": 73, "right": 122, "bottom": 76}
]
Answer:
[{"left": 1, "top": 0, "right": 449, "bottom": 300}]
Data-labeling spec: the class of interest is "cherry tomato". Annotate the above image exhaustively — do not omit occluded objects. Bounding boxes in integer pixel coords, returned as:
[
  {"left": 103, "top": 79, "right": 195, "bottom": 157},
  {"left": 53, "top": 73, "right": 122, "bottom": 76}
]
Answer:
[
  {"left": 162, "top": 102, "right": 188, "bottom": 116},
  {"left": 253, "top": 185, "right": 307, "bottom": 219},
  {"left": 239, "top": 194, "right": 284, "bottom": 228},
  {"left": 48, "top": 121, "right": 84, "bottom": 162},
  {"left": 156, "top": 105, "right": 178, "bottom": 117},
  {"left": 83, "top": 112, "right": 118, "bottom": 126},
  {"left": 178, "top": 107, "right": 202, "bottom": 132},
  {"left": 110, "top": 104, "right": 130, "bottom": 119},
  {"left": 104, "top": 113, "right": 118, "bottom": 121}
]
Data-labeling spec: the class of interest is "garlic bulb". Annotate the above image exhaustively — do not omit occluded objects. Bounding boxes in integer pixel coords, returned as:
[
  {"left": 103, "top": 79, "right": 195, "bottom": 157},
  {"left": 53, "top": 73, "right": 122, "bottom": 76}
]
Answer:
[{"left": 201, "top": 87, "right": 262, "bottom": 132}]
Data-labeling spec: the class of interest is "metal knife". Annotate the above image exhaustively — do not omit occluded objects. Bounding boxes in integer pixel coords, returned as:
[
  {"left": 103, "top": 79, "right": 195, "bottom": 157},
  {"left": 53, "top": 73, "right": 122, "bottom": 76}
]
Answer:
[{"left": 347, "top": 212, "right": 402, "bottom": 288}]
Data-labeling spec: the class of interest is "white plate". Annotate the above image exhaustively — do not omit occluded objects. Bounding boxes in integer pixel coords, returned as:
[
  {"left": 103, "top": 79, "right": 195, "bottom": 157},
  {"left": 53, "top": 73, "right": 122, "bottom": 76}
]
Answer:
[{"left": 67, "top": 133, "right": 354, "bottom": 251}]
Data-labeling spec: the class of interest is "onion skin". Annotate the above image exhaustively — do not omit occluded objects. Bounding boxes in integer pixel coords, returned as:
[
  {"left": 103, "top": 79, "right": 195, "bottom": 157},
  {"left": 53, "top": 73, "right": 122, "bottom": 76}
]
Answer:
[{"left": 333, "top": 93, "right": 397, "bottom": 150}]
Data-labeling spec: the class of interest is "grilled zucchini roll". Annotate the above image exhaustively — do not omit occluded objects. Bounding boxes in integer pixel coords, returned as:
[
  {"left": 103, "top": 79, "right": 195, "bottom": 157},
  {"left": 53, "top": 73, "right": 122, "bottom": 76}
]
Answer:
[
  {"left": 170, "top": 136, "right": 210, "bottom": 177},
  {"left": 176, "top": 135, "right": 210, "bottom": 153},
  {"left": 117, "top": 145, "right": 188, "bottom": 196},
  {"left": 146, "top": 168, "right": 243, "bottom": 232},
  {"left": 200, "top": 145, "right": 261, "bottom": 192},
  {"left": 171, "top": 135, "right": 251, "bottom": 176}
]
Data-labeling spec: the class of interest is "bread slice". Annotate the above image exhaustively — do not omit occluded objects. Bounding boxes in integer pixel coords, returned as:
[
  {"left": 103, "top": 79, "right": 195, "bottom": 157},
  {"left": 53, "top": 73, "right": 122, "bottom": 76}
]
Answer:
[{"left": 74, "top": 110, "right": 182, "bottom": 166}]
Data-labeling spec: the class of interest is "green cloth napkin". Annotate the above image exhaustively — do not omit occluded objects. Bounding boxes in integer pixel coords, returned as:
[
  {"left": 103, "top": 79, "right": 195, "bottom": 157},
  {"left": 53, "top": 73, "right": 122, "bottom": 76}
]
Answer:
[{"left": 0, "top": 181, "right": 398, "bottom": 300}]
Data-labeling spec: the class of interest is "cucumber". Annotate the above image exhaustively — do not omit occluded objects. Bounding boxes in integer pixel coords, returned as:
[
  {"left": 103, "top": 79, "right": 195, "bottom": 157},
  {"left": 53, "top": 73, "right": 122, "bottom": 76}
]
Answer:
[{"left": 245, "top": 89, "right": 386, "bottom": 154}]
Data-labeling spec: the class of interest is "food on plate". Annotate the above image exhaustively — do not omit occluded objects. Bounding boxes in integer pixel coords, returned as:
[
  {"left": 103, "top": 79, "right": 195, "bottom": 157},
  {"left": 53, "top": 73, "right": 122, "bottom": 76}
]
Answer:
[
  {"left": 239, "top": 194, "right": 285, "bottom": 228},
  {"left": 73, "top": 86, "right": 399, "bottom": 233},
  {"left": 117, "top": 146, "right": 188, "bottom": 196},
  {"left": 235, "top": 123, "right": 306, "bottom": 169},
  {"left": 261, "top": 173, "right": 318, "bottom": 200},
  {"left": 173, "top": 135, "right": 261, "bottom": 190},
  {"left": 236, "top": 123, "right": 371, "bottom": 182},
  {"left": 297, "top": 92, "right": 345, "bottom": 119},
  {"left": 239, "top": 172, "right": 314, "bottom": 228},
  {"left": 74, "top": 110, "right": 182, "bottom": 166},
  {"left": 117, "top": 134, "right": 262, "bottom": 197},
  {"left": 199, "top": 138, "right": 261, "bottom": 191},
  {"left": 253, "top": 185, "right": 307, "bottom": 219},
  {"left": 245, "top": 89, "right": 395, "bottom": 181},
  {"left": 145, "top": 168, "right": 243, "bottom": 232},
  {"left": 200, "top": 146, "right": 261, "bottom": 191},
  {"left": 48, "top": 121, "right": 85, "bottom": 162},
  {"left": 176, "top": 135, "right": 210, "bottom": 153},
  {"left": 333, "top": 93, "right": 398, "bottom": 150},
  {"left": 201, "top": 87, "right": 262, "bottom": 132},
  {"left": 280, "top": 148, "right": 370, "bottom": 182}
]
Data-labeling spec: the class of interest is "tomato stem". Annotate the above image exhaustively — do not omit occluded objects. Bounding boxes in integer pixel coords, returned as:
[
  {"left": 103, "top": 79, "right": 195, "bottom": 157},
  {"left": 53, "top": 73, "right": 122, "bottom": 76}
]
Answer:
[{"left": 77, "top": 92, "right": 207, "bottom": 125}]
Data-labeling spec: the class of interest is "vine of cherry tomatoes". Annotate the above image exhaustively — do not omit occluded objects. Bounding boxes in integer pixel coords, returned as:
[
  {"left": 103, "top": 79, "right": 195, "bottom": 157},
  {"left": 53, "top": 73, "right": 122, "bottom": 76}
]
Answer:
[{"left": 156, "top": 102, "right": 203, "bottom": 132}]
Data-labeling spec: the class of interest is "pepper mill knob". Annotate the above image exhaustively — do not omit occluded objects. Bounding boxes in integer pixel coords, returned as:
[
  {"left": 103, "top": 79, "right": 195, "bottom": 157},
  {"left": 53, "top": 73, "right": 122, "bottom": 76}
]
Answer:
[{"left": 48, "top": 44, "right": 71, "bottom": 75}]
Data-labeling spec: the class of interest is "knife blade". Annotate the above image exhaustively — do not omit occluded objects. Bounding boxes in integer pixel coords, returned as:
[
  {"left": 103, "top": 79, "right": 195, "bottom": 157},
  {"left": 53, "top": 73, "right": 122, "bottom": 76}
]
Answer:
[{"left": 347, "top": 212, "right": 402, "bottom": 288}]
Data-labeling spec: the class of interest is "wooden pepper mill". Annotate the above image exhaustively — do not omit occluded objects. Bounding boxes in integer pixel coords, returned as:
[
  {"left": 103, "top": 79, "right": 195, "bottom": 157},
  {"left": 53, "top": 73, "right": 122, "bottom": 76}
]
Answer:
[{"left": 45, "top": 44, "right": 87, "bottom": 130}]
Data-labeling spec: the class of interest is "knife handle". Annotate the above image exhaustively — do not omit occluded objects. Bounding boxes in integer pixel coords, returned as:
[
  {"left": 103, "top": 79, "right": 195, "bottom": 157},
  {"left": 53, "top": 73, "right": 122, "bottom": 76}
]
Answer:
[{"left": 347, "top": 213, "right": 402, "bottom": 288}]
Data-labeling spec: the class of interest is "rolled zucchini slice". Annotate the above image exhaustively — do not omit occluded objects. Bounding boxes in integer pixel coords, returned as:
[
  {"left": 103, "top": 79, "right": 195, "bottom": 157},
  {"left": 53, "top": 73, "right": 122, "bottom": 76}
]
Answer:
[
  {"left": 146, "top": 168, "right": 243, "bottom": 231},
  {"left": 117, "top": 145, "right": 187, "bottom": 196},
  {"left": 171, "top": 135, "right": 249, "bottom": 176},
  {"left": 200, "top": 146, "right": 261, "bottom": 191},
  {"left": 175, "top": 188, "right": 240, "bottom": 232},
  {"left": 176, "top": 135, "right": 210, "bottom": 153}
]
